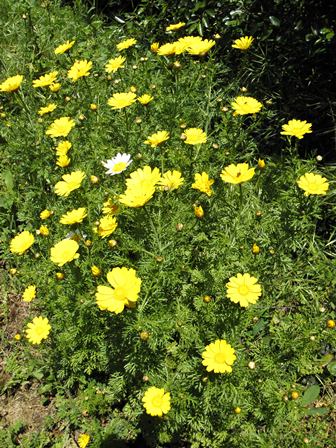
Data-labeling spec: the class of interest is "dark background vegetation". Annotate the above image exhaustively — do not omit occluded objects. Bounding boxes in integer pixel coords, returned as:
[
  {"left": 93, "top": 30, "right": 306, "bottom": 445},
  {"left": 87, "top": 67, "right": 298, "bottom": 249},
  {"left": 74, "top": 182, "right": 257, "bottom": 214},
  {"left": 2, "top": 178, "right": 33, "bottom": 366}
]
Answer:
[{"left": 69, "top": 0, "right": 336, "bottom": 160}]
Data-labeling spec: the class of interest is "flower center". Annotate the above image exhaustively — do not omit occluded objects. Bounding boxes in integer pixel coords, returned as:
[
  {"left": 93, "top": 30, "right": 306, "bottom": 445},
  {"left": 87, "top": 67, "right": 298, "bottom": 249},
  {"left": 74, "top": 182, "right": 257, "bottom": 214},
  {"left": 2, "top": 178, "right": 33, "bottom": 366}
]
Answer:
[
  {"left": 112, "top": 161, "right": 127, "bottom": 173},
  {"left": 214, "top": 353, "right": 227, "bottom": 364},
  {"left": 238, "top": 285, "right": 249, "bottom": 295},
  {"left": 152, "top": 396, "right": 163, "bottom": 407},
  {"left": 114, "top": 286, "right": 127, "bottom": 302}
]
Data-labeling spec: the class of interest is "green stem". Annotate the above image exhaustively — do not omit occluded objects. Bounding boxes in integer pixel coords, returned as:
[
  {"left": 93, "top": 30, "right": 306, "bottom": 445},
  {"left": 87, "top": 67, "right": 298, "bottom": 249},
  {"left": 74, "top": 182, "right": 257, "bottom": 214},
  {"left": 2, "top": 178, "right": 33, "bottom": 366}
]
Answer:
[{"left": 239, "top": 184, "right": 243, "bottom": 207}]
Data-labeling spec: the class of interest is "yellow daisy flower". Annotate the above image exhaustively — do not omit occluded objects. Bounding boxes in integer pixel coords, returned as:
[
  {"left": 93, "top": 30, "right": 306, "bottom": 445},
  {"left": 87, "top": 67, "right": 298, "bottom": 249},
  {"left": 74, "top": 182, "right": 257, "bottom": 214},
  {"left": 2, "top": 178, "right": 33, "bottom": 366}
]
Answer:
[
  {"left": 10, "top": 231, "right": 35, "bottom": 255},
  {"left": 280, "top": 119, "right": 312, "bottom": 139},
  {"left": 297, "top": 173, "right": 329, "bottom": 196},
  {"left": 183, "top": 128, "right": 207, "bottom": 145},
  {"left": 107, "top": 92, "right": 137, "bottom": 109},
  {"left": 45, "top": 117, "right": 75, "bottom": 138},
  {"left": 0, "top": 75, "right": 23, "bottom": 92},
  {"left": 54, "top": 40, "right": 75, "bottom": 54},
  {"left": 54, "top": 171, "right": 85, "bottom": 197},
  {"left": 50, "top": 239, "right": 80, "bottom": 266},
  {"left": 144, "top": 130, "right": 170, "bottom": 147},
  {"left": 137, "top": 94, "right": 153, "bottom": 105},
  {"left": 22, "top": 285, "right": 36, "bottom": 303},
  {"left": 105, "top": 55, "right": 126, "bottom": 73},
  {"left": 38, "top": 103, "right": 57, "bottom": 116},
  {"left": 60, "top": 207, "right": 87, "bottom": 225},
  {"left": 231, "top": 96, "right": 263, "bottom": 115},
  {"left": 33, "top": 71, "right": 58, "bottom": 88},
  {"left": 220, "top": 163, "right": 255, "bottom": 184},
  {"left": 68, "top": 60, "right": 92, "bottom": 82},
  {"left": 226, "top": 273, "right": 262, "bottom": 307},
  {"left": 232, "top": 36, "right": 254, "bottom": 50},
  {"left": 166, "top": 22, "right": 186, "bottom": 31},
  {"left": 202, "top": 340, "right": 236, "bottom": 373},
  {"left": 158, "top": 170, "right": 184, "bottom": 191},
  {"left": 191, "top": 172, "right": 214, "bottom": 196},
  {"left": 25, "top": 316, "right": 51, "bottom": 345},
  {"left": 142, "top": 387, "right": 171, "bottom": 417},
  {"left": 116, "top": 38, "right": 137, "bottom": 51}
]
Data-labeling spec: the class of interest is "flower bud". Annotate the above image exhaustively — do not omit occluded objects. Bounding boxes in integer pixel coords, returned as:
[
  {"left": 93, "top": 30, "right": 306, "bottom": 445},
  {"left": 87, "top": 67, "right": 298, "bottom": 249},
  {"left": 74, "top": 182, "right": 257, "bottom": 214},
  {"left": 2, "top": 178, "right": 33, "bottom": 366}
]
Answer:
[
  {"left": 140, "top": 330, "right": 150, "bottom": 341},
  {"left": 108, "top": 239, "right": 118, "bottom": 248},
  {"left": 56, "top": 272, "right": 64, "bottom": 280},
  {"left": 194, "top": 205, "right": 204, "bottom": 219},
  {"left": 291, "top": 391, "right": 299, "bottom": 400},
  {"left": 91, "top": 265, "right": 101, "bottom": 277},
  {"left": 90, "top": 103, "right": 97, "bottom": 111},
  {"left": 90, "top": 175, "right": 99, "bottom": 184},
  {"left": 327, "top": 319, "right": 335, "bottom": 328},
  {"left": 252, "top": 243, "right": 260, "bottom": 254},
  {"left": 234, "top": 407, "right": 241, "bottom": 414},
  {"left": 248, "top": 361, "right": 256, "bottom": 369},
  {"left": 203, "top": 295, "right": 212, "bottom": 303},
  {"left": 257, "top": 159, "right": 265, "bottom": 169}
]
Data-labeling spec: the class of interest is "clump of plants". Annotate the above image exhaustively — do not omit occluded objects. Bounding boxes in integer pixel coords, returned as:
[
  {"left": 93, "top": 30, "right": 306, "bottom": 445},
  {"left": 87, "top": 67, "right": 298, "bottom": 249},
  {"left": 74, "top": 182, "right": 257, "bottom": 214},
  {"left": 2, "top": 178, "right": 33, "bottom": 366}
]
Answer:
[{"left": 1, "top": 2, "right": 335, "bottom": 447}]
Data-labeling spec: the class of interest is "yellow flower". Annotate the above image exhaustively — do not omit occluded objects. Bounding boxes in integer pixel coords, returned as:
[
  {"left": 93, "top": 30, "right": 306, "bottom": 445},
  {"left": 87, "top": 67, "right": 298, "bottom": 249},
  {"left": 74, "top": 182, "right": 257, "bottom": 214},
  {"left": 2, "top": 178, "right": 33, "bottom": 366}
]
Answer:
[
  {"left": 158, "top": 170, "right": 184, "bottom": 191},
  {"left": 183, "top": 128, "right": 207, "bottom": 145},
  {"left": 96, "top": 267, "right": 141, "bottom": 314},
  {"left": 144, "top": 130, "right": 169, "bottom": 147},
  {"left": 49, "top": 82, "right": 61, "bottom": 92},
  {"left": 175, "top": 36, "right": 203, "bottom": 54},
  {"left": 119, "top": 166, "right": 160, "bottom": 207},
  {"left": 102, "top": 198, "right": 119, "bottom": 215},
  {"left": 46, "top": 117, "right": 75, "bottom": 138},
  {"left": 95, "top": 215, "right": 118, "bottom": 238},
  {"left": 194, "top": 204, "right": 204, "bottom": 218},
  {"left": 150, "top": 42, "right": 160, "bottom": 53},
  {"left": 68, "top": 60, "right": 92, "bottom": 82},
  {"left": 138, "top": 94, "right": 154, "bottom": 105},
  {"left": 56, "top": 154, "right": 71, "bottom": 168},
  {"left": 252, "top": 243, "right": 261, "bottom": 254},
  {"left": 54, "top": 170, "right": 85, "bottom": 197},
  {"left": 25, "top": 316, "right": 51, "bottom": 345},
  {"left": 10, "top": 231, "right": 35, "bottom": 255},
  {"left": 91, "top": 266, "right": 101, "bottom": 277},
  {"left": 0, "top": 75, "right": 23, "bottom": 92},
  {"left": 187, "top": 39, "right": 215, "bottom": 55},
  {"left": 202, "top": 339, "right": 236, "bottom": 373},
  {"left": 22, "top": 285, "right": 36, "bottom": 303},
  {"left": 232, "top": 36, "right": 254, "bottom": 50},
  {"left": 220, "top": 163, "right": 255, "bottom": 184},
  {"left": 38, "top": 103, "right": 57, "bottom": 116},
  {"left": 37, "top": 225, "right": 49, "bottom": 236},
  {"left": 297, "top": 173, "right": 329, "bottom": 196},
  {"left": 50, "top": 239, "right": 80, "bottom": 266},
  {"left": 107, "top": 92, "right": 137, "bottom": 109},
  {"left": 40, "top": 209, "right": 52, "bottom": 220},
  {"left": 192, "top": 172, "right": 214, "bottom": 196},
  {"left": 166, "top": 22, "right": 186, "bottom": 31},
  {"left": 54, "top": 40, "right": 75, "bottom": 54},
  {"left": 142, "top": 387, "right": 171, "bottom": 416},
  {"left": 14, "top": 333, "right": 21, "bottom": 341},
  {"left": 33, "top": 71, "right": 58, "bottom": 88},
  {"left": 157, "top": 42, "right": 177, "bottom": 56},
  {"left": 105, "top": 56, "right": 126, "bottom": 73},
  {"left": 226, "top": 273, "right": 262, "bottom": 307},
  {"left": 231, "top": 96, "right": 263, "bottom": 115},
  {"left": 56, "top": 140, "right": 72, "bottom": 156},
  {"left": 78, "top": 433, "right": 90, "bottom": 448},
  {"left": 116, "top": 38, "right": 137, "bottom": 51},
  {"left": 280, "top": 119, "right": 312, "bottom": 139},
  {"left": 60, "top": 207, "right": 87, "bottom": 225},
  {"left": 258, "top": 159, "right": 265, "bottom": 169}
]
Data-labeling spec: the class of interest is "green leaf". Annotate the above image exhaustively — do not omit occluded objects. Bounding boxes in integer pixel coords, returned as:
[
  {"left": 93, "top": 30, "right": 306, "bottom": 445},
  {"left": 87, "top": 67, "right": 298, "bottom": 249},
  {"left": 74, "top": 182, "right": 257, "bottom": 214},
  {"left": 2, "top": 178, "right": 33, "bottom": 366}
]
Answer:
[
  {"left": 300, "top": 385, "right": 320, "bottom": 406},
  {"left": 3, "top": 170, "right": 14, "bottom": 192},
  {"left": 269, "top": 16, "right": 280, "bottom": 27},
  {"left": 306, "top": 407, "right": 329, "bottom": 416},
  {"left": 327, "top": 360, "right": 336, "bottom": 376},
  {"left": 319, "top": 354, "right": 334, "bottom": 366}
]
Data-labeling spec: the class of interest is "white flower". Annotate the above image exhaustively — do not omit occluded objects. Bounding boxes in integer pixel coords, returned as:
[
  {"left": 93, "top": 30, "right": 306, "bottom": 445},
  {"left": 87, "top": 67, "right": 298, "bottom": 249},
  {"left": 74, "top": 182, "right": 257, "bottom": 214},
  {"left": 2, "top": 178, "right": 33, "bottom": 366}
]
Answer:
[{"left": 102, "top": 153, "right": 132, "bottom": 175}]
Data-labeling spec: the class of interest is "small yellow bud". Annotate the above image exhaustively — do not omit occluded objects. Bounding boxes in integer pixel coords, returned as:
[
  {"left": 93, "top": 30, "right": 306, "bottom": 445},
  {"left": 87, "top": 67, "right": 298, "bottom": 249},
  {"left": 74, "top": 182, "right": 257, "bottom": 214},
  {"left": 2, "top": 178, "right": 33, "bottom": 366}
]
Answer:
[
  {"left": 9, "top": 268, "right": 17, "bottom": 275},
  {"left": 156, "top": 256, "right": 164, "bottom": 262},
  {"left": 255, "top": 210, "right": 262, "bottom": 218},
  {"left": 327, "top": 319, "right": 335, "bottom": 328},
  {"left": 143, "top": 375, "right": 149, "bottom": 382},
  {"left": 90, "top": 175, "right": 99, "bottom": 184},
  {"left": 248, "top": 361, "right": 256, "bottom": 369},
  {"left": 176, "top": 223, "right": 184, "bottom": 231},
  {"left": 140, "top": 330, "right": 150, "bottom": 341},
  {"left": 40, "top": 209, "right": 53, "bottom": 220},
  {"left": 135, "top": 117, "right": 142, "bottom": 124},
  {"left": 49, "top": 83, "right": 61, "bottom": 92},
  {"left": 291, "top": 391, "right": 299, "bottom": 400},
  {"left": 90, "top": 103, "right": 97, "bottom": 110},
  {"left": 130, "top": 86, "right": 137, "bottom": 93},
  {"left": 214, "top": 33, "right": 221, "bottom": 39},
  {"left": 203, "top": 295, "right": 212, "bottom": 303},
  {"left": 180, "top": 133, "right": 187, "bottom": 141},
  {"left": 269, "top": 247, "right": 275, "bottom": 255},
  {"left": 173, "top": 61, "right": 181, "bottom": 70},
  {"left": 221, "top": 106, "right": 229, "bottom": 112},
  {"left": 91, "top": 265, "right": 101, "bottom": 277},
  {"left": 212, "top": 143, "right": 219, "bottom": 149},
  {"left": 37, "top": 225, "right": 49, "bottom": 236},
  {"left": 240, "top": 87, "right": 248, "bottom": 92},
  {"left": 14, "top": 333, "right": 21, "bottom": 340},
  {"left": 252, "top": 243, "right": 260, "bottom": 254},
  {"left": 234, "top": 407, "right": 241, "bottom": 414},
  {"left": 65, "top": 96, "right": 71, "bottom": 102},
  {"left": 258, "top": 159, "right": 266, "bottom": 169},
  {"left": 194, "top": 204, "right": 204, "bottom": 219},
  {"left": 56, "top": 272, "right": 64, "bottom": 280},
  {"left": 108, "top": 239, "right": 118, "bottom": 248},
  {"left": 84, "top": 239, "right": 92, "bottom": 247},
  {"left": 79, "top": 114, "right": 85, "bottom": 121}
]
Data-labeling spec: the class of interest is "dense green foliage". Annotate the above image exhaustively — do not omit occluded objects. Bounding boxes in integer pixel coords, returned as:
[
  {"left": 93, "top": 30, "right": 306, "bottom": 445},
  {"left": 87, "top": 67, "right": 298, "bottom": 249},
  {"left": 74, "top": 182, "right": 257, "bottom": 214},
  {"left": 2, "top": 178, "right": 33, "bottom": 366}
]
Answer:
[{"left": 0, "top": 1, "right": 335, "bottom": 447}]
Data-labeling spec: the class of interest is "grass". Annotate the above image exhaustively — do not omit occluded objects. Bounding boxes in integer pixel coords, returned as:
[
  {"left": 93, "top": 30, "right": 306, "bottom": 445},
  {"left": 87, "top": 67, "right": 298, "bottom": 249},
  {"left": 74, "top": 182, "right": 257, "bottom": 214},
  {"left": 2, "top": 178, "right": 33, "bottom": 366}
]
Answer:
[{"left": 0, "top": 1, "right": 335, "bottom": 447}]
